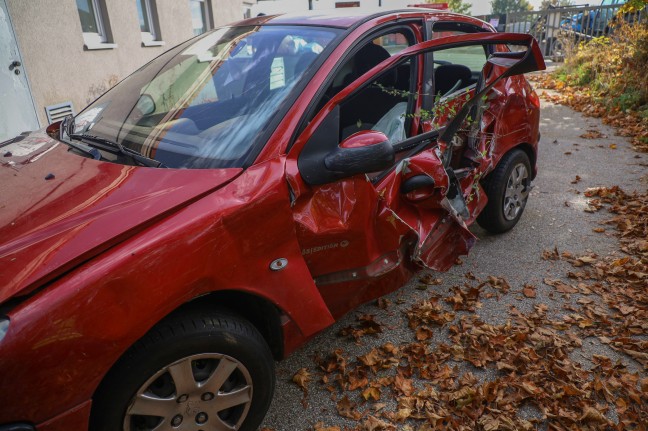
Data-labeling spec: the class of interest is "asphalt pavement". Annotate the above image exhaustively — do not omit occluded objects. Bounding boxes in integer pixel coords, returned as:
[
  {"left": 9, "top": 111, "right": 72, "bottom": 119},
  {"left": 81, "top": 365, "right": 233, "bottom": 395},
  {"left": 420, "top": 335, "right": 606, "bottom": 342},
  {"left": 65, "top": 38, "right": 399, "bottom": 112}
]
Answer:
[{"left": 260, "top": 81, "right": 647, "bottom": 430}]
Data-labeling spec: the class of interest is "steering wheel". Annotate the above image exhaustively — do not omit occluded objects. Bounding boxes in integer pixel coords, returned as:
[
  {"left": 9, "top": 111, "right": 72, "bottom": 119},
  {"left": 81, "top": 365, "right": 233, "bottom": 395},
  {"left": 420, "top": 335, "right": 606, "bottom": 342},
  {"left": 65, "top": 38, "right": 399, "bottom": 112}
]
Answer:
[{"left": 433, "top": 60, "right": 452, "bottom": 66}]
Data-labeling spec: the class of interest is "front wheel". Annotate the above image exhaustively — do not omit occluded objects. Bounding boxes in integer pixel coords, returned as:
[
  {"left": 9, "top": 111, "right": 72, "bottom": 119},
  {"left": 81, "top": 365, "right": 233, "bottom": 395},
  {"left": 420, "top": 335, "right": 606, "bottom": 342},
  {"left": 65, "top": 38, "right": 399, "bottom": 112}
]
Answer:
[
  {"left": 477, "top": 149, "right": 532, "bottom": 234},
  {"left": 90, "top": 309, "right": 275, "bottom": 431}
]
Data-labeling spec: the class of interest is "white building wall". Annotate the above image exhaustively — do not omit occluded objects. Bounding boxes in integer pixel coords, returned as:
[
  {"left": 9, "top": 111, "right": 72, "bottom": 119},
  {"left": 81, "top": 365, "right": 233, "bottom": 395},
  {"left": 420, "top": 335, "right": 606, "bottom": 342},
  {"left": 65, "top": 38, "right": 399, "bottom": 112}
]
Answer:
[{"left": 251, "top": 0, "right": 414, "bottom": 17}]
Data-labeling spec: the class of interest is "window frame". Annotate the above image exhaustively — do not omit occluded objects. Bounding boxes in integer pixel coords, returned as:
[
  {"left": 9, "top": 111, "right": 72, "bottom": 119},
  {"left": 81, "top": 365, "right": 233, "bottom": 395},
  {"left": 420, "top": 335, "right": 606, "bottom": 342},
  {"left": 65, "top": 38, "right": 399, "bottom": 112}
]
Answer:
[
  {"left": 77, "top": 0, "right": 116, "bottom": 50},
  {"left": 288, "top": 21, "right": 424, "bottom": 152},
  {"left": 137, "top": 0, "right": 164, "bottom": 47},
  {"left": 297, "top": 34, "right": 424, "bottom": 177}
]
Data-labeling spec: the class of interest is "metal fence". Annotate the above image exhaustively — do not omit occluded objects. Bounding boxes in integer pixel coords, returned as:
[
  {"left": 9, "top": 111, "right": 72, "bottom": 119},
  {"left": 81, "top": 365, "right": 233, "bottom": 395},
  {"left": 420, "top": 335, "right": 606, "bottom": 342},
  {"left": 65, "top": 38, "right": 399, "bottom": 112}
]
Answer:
[{"left": 490, "top": 4, "right": 646, "bottom": 60}]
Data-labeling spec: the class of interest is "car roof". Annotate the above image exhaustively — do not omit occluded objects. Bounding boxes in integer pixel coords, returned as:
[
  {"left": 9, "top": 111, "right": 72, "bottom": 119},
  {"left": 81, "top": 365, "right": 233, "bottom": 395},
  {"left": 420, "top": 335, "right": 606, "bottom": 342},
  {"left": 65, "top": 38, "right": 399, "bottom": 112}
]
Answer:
[{"left": 231, "top": 8, "right": 485, "bottom": 29}]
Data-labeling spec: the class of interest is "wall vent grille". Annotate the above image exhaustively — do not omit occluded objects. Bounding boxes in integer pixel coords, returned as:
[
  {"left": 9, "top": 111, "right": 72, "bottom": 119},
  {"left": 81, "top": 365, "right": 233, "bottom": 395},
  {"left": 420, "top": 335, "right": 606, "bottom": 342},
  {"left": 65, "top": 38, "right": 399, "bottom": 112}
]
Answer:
[{"left": 45, "top": 102, "right": 75, "bottom": 124}]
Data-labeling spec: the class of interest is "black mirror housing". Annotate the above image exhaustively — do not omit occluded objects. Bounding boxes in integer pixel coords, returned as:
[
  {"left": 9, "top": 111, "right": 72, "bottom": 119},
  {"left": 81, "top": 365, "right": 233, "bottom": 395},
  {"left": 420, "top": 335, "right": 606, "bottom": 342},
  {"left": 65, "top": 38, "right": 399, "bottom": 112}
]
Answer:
[
  {"left": 324, "top": 131, "right": 394, "bottom": 176},
  {"left": 299, "top": 106, "right": 395, "bottom": 185}
]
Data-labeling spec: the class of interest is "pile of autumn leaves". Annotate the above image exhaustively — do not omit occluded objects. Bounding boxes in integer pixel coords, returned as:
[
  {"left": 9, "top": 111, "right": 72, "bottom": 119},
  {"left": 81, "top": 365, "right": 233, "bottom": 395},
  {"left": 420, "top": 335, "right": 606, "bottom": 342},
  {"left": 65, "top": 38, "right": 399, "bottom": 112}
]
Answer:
[
  {"left": 529, "top": 73, "right": 648, "bottom": 153},
  {"left": 283, "top": 195, "right": 647, "bottom": 429}
]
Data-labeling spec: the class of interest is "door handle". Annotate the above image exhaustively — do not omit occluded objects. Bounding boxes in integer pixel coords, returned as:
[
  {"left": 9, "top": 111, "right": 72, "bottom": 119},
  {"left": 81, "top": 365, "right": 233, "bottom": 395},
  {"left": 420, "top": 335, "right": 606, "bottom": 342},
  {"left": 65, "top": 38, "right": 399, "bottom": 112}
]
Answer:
[{"left": 9, "top": 61, "right": 21, "bottom": 70}]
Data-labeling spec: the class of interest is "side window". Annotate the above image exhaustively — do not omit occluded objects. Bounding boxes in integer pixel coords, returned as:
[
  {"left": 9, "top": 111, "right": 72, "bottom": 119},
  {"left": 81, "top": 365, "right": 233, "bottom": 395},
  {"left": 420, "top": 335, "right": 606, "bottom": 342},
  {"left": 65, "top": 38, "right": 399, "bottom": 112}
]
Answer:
[
  {"left": 333, "top": 30, "right": 413, "bottom": 92},
  {"left": 430, "top": 24, "right": 490, "bottom": 97},
  {"left": 372, "top": 32, "right": 411, "bottom": 55},
  {"left": 433, "top": 44, "right": 487, "bottom": 73}
]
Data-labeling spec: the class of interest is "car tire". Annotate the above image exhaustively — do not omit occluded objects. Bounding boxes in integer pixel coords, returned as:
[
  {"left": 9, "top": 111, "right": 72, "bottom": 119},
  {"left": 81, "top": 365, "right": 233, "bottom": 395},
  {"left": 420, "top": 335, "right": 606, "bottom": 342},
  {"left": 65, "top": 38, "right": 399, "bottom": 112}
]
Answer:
[
  {"left": 549, "top": 37, "right": 565, "bottom": 62},
  {"left": 90, "top": 309, "right": 275, "bottom": 431},
  {"left": 477, "top": 149, "right": 531, "bottom": 234}
]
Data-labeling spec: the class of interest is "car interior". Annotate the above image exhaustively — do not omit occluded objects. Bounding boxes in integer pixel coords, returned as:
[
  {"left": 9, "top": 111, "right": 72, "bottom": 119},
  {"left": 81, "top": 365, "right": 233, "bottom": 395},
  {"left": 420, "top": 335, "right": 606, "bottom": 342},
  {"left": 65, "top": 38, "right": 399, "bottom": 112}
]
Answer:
[
  {"left": 434, "top": 63, "right": 473, "bottom": 97},
  {"left": 310, "top": 29, "right": 416, "bottom": 146},
  {"left": 430, "top": 21, "right": 491, "bottom": 98},
  {"left": 338, "top": 45, "right": 413, "bottom": 142}
]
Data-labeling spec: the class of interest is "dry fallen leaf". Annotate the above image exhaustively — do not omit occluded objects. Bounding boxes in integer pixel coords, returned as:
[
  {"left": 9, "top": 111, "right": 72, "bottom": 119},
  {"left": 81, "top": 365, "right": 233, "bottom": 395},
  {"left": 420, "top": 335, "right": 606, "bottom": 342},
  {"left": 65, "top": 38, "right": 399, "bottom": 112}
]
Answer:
[
  {"left": 339, "top": 314, "right": 383, "bottom": 342},
  {"left": 292, "top": 367, "right": 311, "bottom": 398},
  {"left": 336, "top": 395, "right": 362, "bottom": 420},
  {"left": 579, "top": 407, "right": 608, "bottom": 423},
  {"left": 313, "top": 423, "right": 341, "bottom": 431},
  {"left": 361, "top": 416, "right": 396, "bottom": 431},
  {"left": 523, "top": 284, "right": 537, "bottom": 298},
  {"left": 580, "top": 129, "right": 606, "bottom": 139}
]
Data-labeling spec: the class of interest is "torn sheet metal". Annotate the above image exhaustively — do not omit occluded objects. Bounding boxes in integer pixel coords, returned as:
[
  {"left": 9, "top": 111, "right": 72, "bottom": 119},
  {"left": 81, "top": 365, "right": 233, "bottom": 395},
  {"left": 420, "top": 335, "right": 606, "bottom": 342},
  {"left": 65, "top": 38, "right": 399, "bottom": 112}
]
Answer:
[{"left": 290, "top": 141, "right": 477, "bottom": 317}]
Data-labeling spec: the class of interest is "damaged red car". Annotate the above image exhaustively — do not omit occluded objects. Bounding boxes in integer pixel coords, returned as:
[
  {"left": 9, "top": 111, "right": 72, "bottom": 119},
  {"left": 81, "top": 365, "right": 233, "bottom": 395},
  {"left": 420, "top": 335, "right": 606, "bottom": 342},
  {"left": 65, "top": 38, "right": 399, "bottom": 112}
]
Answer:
[{"left": 0, "top": 9, "right": 544, "bottom": 431}]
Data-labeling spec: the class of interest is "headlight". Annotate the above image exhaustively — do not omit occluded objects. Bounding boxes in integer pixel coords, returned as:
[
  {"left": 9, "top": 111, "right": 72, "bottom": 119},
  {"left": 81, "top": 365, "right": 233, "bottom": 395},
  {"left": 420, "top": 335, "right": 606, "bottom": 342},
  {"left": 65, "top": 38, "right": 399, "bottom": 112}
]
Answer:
[{"left": 0, "top": 316, "right": 9, "bottom": 344}]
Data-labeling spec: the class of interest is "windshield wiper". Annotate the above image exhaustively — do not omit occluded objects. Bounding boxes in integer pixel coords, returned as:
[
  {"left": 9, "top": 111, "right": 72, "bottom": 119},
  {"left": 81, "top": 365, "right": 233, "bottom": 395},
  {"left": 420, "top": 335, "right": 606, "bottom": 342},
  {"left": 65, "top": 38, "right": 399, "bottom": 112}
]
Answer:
[
  {"left": 58, "top": 115, "right": 102, "bottom": 160},
  {"left": 59, "top": 114, "right": 163, "bottom": 167},
  {"left": 69, "top": 133, "right": 165, "bottom": 168}
]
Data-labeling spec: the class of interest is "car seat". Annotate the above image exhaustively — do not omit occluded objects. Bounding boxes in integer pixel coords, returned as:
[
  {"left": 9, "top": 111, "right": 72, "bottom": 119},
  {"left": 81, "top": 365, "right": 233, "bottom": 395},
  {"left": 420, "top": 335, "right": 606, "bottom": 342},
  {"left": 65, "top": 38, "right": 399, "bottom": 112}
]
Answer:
[
  {"left": 434, "top": 64, "right": 472, "bottom": 96},
  {"left": 339, "top": 43, "right": 406, "bottom": 139},
  {"left": 342, "top": 43, "right": 393, "bottom": 87}
]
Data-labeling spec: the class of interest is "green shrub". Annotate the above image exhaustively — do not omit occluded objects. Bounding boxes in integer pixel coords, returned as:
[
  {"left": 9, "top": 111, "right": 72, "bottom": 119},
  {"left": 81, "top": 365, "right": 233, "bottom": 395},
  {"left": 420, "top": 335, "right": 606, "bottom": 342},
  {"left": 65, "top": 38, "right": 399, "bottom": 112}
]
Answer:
[{"left": 556, "top": 20, "right": 648, "bottom": 112}]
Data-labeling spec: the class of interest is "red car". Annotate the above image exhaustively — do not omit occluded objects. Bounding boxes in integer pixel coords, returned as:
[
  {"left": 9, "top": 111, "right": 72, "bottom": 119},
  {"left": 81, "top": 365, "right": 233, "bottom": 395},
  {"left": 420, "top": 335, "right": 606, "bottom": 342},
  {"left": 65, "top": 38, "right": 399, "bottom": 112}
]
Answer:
[{"left": 0, "top": 9, "right": 544, "bottom": 431}]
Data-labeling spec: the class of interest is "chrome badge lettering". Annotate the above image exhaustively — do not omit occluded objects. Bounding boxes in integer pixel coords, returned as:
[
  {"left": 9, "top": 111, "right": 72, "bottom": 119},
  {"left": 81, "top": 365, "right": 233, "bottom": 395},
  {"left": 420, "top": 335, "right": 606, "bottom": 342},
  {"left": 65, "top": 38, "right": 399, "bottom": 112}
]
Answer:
[{"left": 302, "top": 240, "right": 349, "bottom": 255}]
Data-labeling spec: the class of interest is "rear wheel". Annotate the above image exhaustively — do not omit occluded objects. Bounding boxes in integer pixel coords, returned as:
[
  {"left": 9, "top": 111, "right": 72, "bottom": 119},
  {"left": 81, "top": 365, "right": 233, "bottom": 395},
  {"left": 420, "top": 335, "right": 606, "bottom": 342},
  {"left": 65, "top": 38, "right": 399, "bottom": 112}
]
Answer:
[
  {"left": 90, "top": 310, "right": 275, "bottom": 431},
  {"left": 477, "top": 149, "right": 531, "bottom": 234}
]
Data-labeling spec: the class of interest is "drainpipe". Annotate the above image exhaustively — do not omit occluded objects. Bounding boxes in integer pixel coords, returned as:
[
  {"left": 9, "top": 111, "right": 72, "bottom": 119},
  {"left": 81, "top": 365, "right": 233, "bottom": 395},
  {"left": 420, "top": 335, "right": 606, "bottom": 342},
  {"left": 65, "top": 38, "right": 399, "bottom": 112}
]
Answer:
[{"left": 308, "top": 0, "right": 313, "bottom": 10}]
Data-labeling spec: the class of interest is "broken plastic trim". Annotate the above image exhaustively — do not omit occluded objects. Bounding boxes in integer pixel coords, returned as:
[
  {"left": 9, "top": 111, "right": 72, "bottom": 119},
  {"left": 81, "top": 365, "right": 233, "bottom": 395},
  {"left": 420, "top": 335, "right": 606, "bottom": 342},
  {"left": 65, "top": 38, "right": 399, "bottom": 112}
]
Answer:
[{"left": 314, "top": 249, "right": 402, "bottom": 286}]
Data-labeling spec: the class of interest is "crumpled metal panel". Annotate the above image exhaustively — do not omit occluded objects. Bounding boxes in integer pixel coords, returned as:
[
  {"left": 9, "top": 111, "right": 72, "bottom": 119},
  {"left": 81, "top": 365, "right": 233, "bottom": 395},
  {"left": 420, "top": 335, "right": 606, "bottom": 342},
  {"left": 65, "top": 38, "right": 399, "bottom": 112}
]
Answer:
[
  {"left": 375, "top": 149, "right": 476, "bottom": 271},
  {"left": 0, "top": 132, "right": 243, "bottom": 301},
  {"left": 289, "top": 143, "right": 476, "bottom": 317}
]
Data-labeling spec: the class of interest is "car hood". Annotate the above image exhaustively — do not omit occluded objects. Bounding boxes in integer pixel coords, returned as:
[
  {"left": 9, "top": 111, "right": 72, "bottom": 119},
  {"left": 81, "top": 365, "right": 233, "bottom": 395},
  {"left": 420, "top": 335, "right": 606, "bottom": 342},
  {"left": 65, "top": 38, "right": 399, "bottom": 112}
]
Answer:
[{"left": 0, "top": 132, "right": 242, "bottom": 302}]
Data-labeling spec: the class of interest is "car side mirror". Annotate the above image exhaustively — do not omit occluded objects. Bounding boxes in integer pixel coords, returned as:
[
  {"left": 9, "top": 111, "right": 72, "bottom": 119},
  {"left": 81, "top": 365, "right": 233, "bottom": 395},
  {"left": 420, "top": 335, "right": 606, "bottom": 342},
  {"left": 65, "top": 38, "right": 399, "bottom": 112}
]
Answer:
[
  {"left": 46, "top": 120, "right": 62, "bottom": 139},
  {"left": 298, "top": 106, "right": 395, "bottom": 185},
  {"left": 135, "top": 94, "right": 156, "bottom": 116},
  {"left": 324, "top": 131, "right": 394, "bottom": 176}
]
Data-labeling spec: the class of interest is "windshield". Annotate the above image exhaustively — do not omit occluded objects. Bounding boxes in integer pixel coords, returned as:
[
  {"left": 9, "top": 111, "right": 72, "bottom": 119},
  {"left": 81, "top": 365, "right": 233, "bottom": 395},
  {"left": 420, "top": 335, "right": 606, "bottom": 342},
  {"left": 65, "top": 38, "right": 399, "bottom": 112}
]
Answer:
[{"left": 73, "top": 25, "right": 340, "bottom": 169}]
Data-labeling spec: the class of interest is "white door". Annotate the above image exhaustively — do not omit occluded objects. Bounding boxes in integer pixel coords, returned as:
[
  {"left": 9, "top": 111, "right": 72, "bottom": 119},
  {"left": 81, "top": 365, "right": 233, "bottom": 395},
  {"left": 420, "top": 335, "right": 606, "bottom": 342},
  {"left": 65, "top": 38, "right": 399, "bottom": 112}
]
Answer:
[{"left": 0, "top": 0, "right": 39, "bottom": 143}]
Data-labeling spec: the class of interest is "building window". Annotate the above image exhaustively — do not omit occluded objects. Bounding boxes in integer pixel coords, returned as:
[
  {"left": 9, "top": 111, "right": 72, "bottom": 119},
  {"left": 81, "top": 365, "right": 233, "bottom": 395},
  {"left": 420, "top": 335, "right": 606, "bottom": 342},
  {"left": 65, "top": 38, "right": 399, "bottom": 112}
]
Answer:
[
  {"left": 335, "top": 2, "right": 360, "bottom": 7},
  {"left": 136, "top": 0, "right": 164, "bottom": 46},
  {"left": 189, "top": 0, "right": 210, "bottom": 36},
  {"left": 76, "top": 0, "right": 116, "bottom": 49}
]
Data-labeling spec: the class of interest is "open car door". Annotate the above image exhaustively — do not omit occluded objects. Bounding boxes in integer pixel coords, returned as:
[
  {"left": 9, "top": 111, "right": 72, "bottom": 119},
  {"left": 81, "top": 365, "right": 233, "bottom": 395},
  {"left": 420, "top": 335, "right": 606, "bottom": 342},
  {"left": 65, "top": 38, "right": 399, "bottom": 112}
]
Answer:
[{"left": 286, "top": 33, "right": 545, "bottom": 317}]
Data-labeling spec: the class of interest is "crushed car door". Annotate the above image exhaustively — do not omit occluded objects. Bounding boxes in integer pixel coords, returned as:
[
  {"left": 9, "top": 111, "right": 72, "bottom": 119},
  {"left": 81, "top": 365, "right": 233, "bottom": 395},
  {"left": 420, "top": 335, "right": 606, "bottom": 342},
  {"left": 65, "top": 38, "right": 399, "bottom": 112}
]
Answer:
[{"left": 286, "top": 33, "right": 545, "bottom": 317}]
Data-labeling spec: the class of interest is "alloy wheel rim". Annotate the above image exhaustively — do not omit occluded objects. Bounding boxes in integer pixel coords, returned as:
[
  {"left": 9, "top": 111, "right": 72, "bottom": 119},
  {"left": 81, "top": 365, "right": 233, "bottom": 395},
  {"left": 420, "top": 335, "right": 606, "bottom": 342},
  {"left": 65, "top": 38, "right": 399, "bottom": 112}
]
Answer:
[
  {"left": 503, "top": 163, "right": 529, "bottom": 221},
  {"left": 124, "top": 353, "right": 253, "bottom": 431}
]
